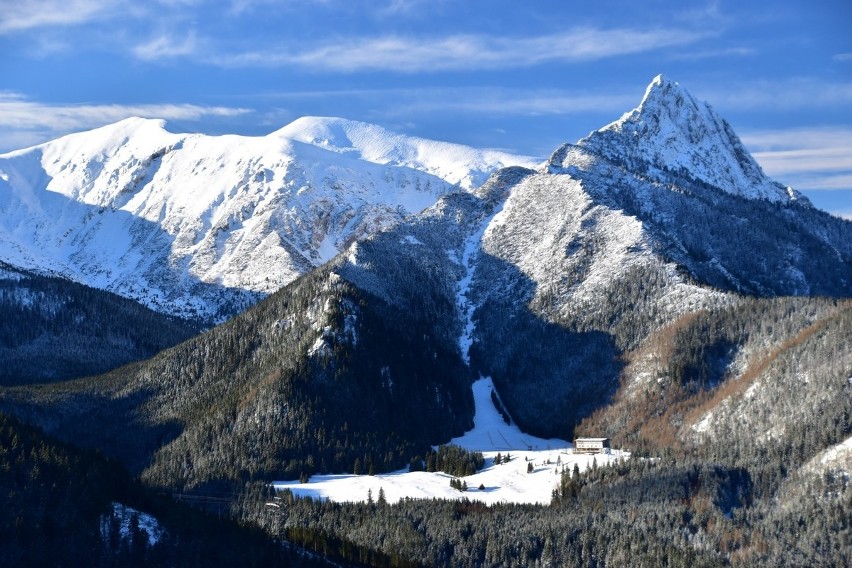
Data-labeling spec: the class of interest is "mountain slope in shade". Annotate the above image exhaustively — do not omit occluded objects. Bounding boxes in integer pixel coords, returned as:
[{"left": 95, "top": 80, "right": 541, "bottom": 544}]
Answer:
[
  {"left": 0, "top": 262, "right": 198, "bottom": 385},
  {"left": 0, "top": 117, "right": 537, "bottom": 322}
]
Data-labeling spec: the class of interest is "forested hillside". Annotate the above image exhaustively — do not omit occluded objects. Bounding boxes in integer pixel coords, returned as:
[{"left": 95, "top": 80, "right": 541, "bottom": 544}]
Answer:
[
  {"left": 0, "top": 411, "right": 329, "bottom": 567},
  {"left": 236, "top": 451, "right": 851, "bottom": 567},
  {"left": 0, "top": 263, "right": 474, "bottom": 491},
  {"left": 0, "top": 263, "right": 198, "bottom": 385}
]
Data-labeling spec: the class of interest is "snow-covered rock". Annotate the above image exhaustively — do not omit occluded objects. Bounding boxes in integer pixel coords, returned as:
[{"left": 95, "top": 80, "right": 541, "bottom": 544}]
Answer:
[
  {"left": 565, "top": 74, "right": 803, "bottom": 203},
  {"left": 275, "top": 116, "right": 536, "bottom": 190}
]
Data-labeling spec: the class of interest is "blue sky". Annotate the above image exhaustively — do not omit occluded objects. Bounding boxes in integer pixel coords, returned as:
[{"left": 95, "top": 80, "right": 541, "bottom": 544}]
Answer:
[{"left": 1, "top": 0, "right": 850, "bottom": 217}]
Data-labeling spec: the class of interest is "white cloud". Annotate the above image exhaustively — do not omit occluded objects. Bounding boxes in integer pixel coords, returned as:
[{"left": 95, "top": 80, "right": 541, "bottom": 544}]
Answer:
[
  {"left": 703, "top": 79, "right": 852, "bottom": 111},
  {"left": 213, "top": 27, "right": 706, "bottom": 71},
  {"left": 0, "top": 0, "right": 117, "bottom": 33},
  {"left": 742, "top": 127, "right": 852, "bottom": 192},
  {"left": 669, "top": 46, "right": 754, "bottom": 61},
  {"left": 133, "top": 31, "right": 199, "bottom": 60},
  {"left": 0, "top": 92, "right": 251, "bottom": 152},
  {"left": 751, "top": 148, "right": 852, "bottom": 176},
  {"left": 252, "top": 86, "right": 638, "bottom": 118},
  {"left": 833, "top": 53, "right": 852, "bottom": 62}
]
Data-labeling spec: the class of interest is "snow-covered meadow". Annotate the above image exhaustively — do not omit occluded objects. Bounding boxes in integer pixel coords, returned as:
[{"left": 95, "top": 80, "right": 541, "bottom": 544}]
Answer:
[{"left": 272, "top": 377, "right": 628, "bottom": 505}]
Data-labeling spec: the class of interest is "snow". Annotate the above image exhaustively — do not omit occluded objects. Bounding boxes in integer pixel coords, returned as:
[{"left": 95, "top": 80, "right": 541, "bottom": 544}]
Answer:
[
  {"left": 472, "top": 172, "right": 724, "bottom": 329},
  {"left": 316, "top": 233, "right": 340, "bottom": 264},
  {"left": 804, "top": 435, "right": 852, "bottom": 476},
  {"left": 450, "top": 377, "right": 568, "bottom": 451},
  {"left": 272, "top": 378, "right": 628, "bottom": 505},
  {"left": 400, "top": 234, "right": 423, "bottom": 245},
  {"left": 455, "top": 234, "right": 481, "bottom": 365},
  {"left": 580, "top": 75, "right": 796, "bottom": 203},
  {"left": 273, "top": 116, "right": 540, "bottom": 190},
  {"left": 0, "top": 116, "right": 532, "bottom": 322},
  {"left": 692, "top": 411, "right": 714, "bottom": 434},
  {"left": 101, "top": 502, "right": 164, "bottom": 546},
  {"left": 456, "top": 199, "right": 510, "bottom": 364}
]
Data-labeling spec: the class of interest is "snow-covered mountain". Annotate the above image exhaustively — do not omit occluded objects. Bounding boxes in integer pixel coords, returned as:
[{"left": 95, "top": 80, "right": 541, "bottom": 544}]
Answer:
[
  {"left": 2, "top": 76, "right": 850, "bottom": 494},
  {"left": 338, "top": 75, "right": 851, "bottom": 437},
  {"left": 571, "top": 74, "right": 800, "bottom": 203},
  {"left": 0, "top": 117, "right": 537, "bottom": 322}
]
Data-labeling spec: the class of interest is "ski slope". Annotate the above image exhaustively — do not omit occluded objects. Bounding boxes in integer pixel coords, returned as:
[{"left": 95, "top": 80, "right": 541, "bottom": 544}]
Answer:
[{"left": 272, "top": 378, "right": 627, "bottom": 505}]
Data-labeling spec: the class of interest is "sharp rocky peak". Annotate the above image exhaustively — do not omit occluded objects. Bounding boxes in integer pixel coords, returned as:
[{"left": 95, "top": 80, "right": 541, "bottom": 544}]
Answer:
[{"left": 571, "top": 74, "right": 801, "bottom": 203}]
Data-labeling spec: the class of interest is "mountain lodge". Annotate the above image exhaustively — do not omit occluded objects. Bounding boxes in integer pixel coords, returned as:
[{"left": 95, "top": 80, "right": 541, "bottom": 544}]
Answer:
[{"left": 574, "top": 437, "right": 611, "bottom": 455}]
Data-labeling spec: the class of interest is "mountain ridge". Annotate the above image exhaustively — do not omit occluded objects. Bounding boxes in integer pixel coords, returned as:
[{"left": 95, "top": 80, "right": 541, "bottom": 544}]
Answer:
[
  {"left": 1, "top": 75, "right": 850, "bottom": 567},
  {"left": 0, "top": 116, "right": 537, "bottom": 322}
]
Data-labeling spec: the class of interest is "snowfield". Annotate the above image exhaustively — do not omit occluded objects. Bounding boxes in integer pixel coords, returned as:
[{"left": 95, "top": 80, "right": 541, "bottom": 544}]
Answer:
[{"left": 272, "top": 378, "right": 628, "bottom": 505}]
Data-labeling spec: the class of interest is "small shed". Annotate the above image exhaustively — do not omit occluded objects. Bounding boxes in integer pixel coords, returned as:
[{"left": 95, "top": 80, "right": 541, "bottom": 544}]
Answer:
[{"left": 574, "top": 437, "right": 611, "bottom": 455}]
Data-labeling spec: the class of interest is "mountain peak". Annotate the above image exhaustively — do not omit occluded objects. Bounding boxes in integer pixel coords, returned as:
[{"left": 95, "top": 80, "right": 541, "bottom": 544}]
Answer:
[
  {"left": 636, "top": 74, "right": 696, "bottom": 117},
  {"left": 273, "top": 116, "right": 538, "bottom": 190},
  {"left": 577, "top": 75, "right": 799, "bottom": 203},
  {"left": 271, "top": 116, "right": 389, "bottom": 151}
]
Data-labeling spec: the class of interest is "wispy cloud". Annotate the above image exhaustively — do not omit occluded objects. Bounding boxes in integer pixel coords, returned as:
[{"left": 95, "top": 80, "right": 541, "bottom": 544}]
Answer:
[
  {"left": 390, "top": 90, "right": 638, "bottom": 117},
  {"left": 251, "top": 86, "right": 639, "bottom": 119},
  {"left": 376, "top": 0, "right": 449, "bottom": 17},
  {"left": 0, "top": 92, "right": 251, "bottom": 152},
  {"left": 703, "top": 79, "right": 852, "bottom": 111},
  {"left": 0, "top": 0, "right": 117, "bottom": 33},
  {"left": 833, "top": 52, "right": 852, "bottom": 62},
  {"left": 213, "top": 27, "right": 707, "bottom": 71},
  {"left": 669, "top": 46, "right": 754, "bottom": 61},
  {"left": 133, "top": 31, "right": 199, "bottom": 60},
  {"left": 742, "top": 127, "right": 852, "bottom": 191}
]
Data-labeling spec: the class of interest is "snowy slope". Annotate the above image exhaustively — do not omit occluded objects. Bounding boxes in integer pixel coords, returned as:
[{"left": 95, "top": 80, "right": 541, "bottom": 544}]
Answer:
[
  {"left": 276, "top": 116, "right": 537, "bottom": 190},
  {"left": 475, "top": 170, "right": 725, "bottom": 326},
  {"left": 273, "top": 377, "right": 625, "bottom": 506},
  {"left": 804, "top": 434, "right": 852, "bottom": 478},
  {"left": 0, "top": 117, "right": 536, "bottom": 322}
]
